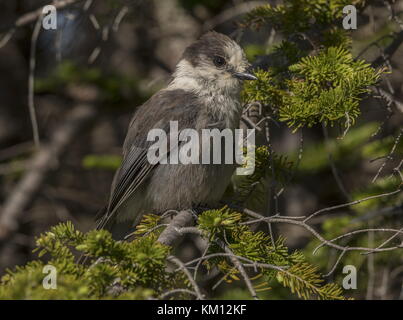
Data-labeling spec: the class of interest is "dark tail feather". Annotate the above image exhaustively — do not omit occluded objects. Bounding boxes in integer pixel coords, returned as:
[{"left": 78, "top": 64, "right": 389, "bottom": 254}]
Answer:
[{"left": 95, "top": 205, "right": 110, "bottom": 230}]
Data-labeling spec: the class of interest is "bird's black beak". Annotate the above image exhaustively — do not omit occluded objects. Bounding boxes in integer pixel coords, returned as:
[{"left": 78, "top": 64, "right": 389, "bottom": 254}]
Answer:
[{"left": 233, "top": 71, "right": 258, "bottom": 81}]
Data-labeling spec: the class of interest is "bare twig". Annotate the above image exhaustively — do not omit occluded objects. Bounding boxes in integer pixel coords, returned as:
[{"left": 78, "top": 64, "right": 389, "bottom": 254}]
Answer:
[
  {"left": 241, "top": 213, "right": 403, "bottom": 254},
  {"left": 265, "top": 122, "right": 277, "bottom": 246},
  {"left": 384, "top": 0, "right": 403, "bottom": 30},
  {"left": 366, "top": 228, "right": 375, "bottom": 300},
  {"left": 159, "top": 289, "right": 198, "bottom": 299},
  {"left": 112, "top": 6, "right": 129, "bottom": 32},
  {"left": 0, "top": 29, "right": 15, "bottom": 48},
  {"left": 193, "top": 242, "right": 210, "bottom": 280},
  {"left": 322, "top": 123, "right": 351, "bottom": 201},
  {"left": 223, "top": 244, "right": 259, "bottom": 300},
  {"left": 372, "top": 30, "right": 403, "bottom": 68},
  {"left": 28, "top": 16, "right": 43, "bottom": 148},
  {"left": 363, "top": 227, "right": 403, "bottom": 255},
  {"left": 314, "top": 228, "right": 403, "bottom": 254},
  {"left": 372, "top": 129, "right": 403, "bottom": 183},
  {"left": 182, "top": 252, "right": 285, "bottom": 272},
  {"left": 303, "top": 189, "right": 401, "bottom": 222},
  {"left": 323, "top": 249, "right": 347, "bottom": 277},
  {"left": 167, "top": 255, "right": 204, "bottom": 300},
  {"left": 376, "top": 87, "right": 403, "bottom": 114}
]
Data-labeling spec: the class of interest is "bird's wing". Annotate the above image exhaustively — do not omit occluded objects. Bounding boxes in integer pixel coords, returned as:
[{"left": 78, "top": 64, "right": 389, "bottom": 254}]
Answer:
[{"left": 96, "top": 89, "right": 200, "bottom": 230}]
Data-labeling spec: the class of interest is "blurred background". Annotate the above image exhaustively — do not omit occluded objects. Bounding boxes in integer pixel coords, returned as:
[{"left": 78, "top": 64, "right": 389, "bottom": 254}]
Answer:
[{"left": 0, "top": 0, "right": 402, "bottom": 299}]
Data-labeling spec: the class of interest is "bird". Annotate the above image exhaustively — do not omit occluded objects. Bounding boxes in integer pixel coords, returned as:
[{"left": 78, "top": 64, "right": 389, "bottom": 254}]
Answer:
[{"left": 96, "top": 31, "right": 257, "bottom": 239}]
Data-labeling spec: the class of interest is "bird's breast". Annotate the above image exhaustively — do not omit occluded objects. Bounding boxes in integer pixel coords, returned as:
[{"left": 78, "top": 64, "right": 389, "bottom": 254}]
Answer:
[{"left": 202, "top": 91, "right": 242, "bottom": 130}]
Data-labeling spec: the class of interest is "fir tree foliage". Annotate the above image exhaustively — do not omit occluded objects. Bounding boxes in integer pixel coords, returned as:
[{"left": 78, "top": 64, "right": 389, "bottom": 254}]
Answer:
[
  {"left": 0, "top": 210, "right": 345, "bottom": 300},
  {"left": 197, "top": 208, "right": 345, "bottom": 299},
  {"left": 242, "top": 0, "right": 385, "bottom": 131},
  {"left": 0, "top": 222, "right": 182, "bottom": 299}
]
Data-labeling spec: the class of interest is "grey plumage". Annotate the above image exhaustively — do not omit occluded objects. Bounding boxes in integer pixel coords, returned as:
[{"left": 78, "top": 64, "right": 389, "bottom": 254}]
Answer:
[{"left": 97, "top": 31, "right": 256, "bottom": 239}]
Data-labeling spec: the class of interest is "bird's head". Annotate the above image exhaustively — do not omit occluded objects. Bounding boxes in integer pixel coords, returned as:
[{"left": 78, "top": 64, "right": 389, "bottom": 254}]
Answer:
[{"left": 169, "top": 31, "right": 257, "bottom": 95}]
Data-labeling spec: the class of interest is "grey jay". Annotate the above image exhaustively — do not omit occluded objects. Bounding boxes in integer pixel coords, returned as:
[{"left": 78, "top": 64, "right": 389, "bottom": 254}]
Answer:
[{"left": 97, "top": 31, "right": 257, "bottom": 239}]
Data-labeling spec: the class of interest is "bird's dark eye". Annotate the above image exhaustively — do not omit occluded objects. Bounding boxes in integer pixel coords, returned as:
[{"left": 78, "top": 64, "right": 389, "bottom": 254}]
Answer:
[{"left": 213, "top": 55, "right": 226, "bottom": 68}]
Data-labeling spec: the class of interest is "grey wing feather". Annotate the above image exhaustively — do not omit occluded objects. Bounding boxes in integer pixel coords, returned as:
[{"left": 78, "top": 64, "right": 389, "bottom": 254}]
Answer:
[
  {"left": 97, "top": 89, "right": 200, "bottom": 230},
  {"left": 96, "top": 148, "right": 153, "bottom": 230}
]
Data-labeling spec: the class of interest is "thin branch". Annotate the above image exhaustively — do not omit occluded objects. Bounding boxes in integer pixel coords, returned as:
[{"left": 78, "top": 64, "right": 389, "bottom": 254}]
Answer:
[
  {"left": 372, "top": 29, "right": 403, "bottom": 68},
  {"left": 112, "top": 6, "right": 129, "bottom": 32},
  {"left": 167, "top": 255, "right": 204, "bottom": 300},
  {"left": 193, "top": 242, "right": 210, "bottom": 280},
  {"left": 28, "top": 16, "right": 43, "bottom": 148},
  {"left": 323, "top": 249, "right": 347, "bottom": 277},
  {"left": 366, "top": 228, "right": 375, "bottom": 300},
  {"left": 303, "top": 189, "right": 402, "bottom": 223},
  {"left": 314, "top": 228, "right": 403, "bottom": 254},
  {"left": 223, "top": 244, "right": 259, "bottom": 300},
  {"left": 241, "top": 214, "right": 403, "bottom": 254},
  {"left": 372, "top": 129, "right": 403, "bottom": 183},
  {"left": 322, "top": 123, "right": 351, "bottom": 201},
  {"left": 183, "top": 252, "right": 285, "bottom": 272},
  {"left": 376, "top": 87, "right": 403, "bottom": 114},
  {"left": 363, "top": 227, "right": 403, "bottom": 255}
]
